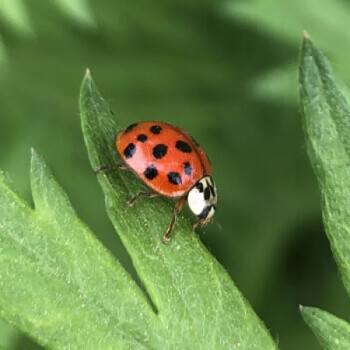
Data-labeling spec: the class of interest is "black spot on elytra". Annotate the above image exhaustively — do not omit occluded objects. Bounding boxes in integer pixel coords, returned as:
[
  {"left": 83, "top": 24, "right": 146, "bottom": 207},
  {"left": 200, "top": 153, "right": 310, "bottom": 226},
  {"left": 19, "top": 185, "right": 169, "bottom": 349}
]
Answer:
[
  {"left": 153, "top": 144, "right": 168, "bottom": 159},
  {"left": 184, "top": 162, "right": 192, "bottom": 175},
  {"left": 125, "top": 123, "right": 138, "bottom": 132},
  {"left": 210, "top": 185, "right": 215, "bottom": 197},
  {"left": 195, "top": 182, "right": 204, "bottom": 192},
  {"left": 168, "top": 172, "right": 182, "bottom": 185},
  {"left": 137, "top": 134, "right": 147, "bottom": 143},
  {"left": 204, "top": 187, "right": 211, "bottom": 200},
  {"left": 176, "top": 140, "right": 192, "bottom": 153},
  {"left": 144, "top": 165, "right": 158, "bottom": 180},
  {"left": 124, "top": 143, "right": 136, "bottom": 159},
  {"left": 150, "top": 125, "right": 162, "bottom": 134}
]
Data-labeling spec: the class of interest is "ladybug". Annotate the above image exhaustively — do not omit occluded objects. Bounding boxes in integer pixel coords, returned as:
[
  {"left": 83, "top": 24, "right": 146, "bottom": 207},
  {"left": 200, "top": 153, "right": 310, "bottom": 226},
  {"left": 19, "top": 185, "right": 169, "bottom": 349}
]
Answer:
[{"left": 98, "top": 121, "right": 217, "bottom": 243}]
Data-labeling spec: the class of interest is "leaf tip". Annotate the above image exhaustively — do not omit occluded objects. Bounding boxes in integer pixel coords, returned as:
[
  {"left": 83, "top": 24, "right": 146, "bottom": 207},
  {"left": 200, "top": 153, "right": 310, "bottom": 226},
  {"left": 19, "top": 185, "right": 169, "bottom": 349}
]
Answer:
[
  {"left": 30, "top": 148, "right": 44, "bottom": 169},
  {"left": 299, "top": 304, "right": 304, "bottom": 312},
  {"left": 81, "top": 68, "right": 95, "bottom": 93},
  {"left": 302, "top": 30, "right": 310, "bottom": 41}
]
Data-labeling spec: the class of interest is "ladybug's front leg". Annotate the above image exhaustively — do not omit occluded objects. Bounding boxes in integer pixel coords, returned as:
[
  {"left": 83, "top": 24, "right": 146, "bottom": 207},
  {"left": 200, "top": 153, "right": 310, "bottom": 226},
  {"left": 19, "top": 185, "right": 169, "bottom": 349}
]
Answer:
[
  {"left": 94, "top": 162, "right": 129, "bottom": 174},
  {"left": 163, "top": 196, "right": 186, "bottom": 244},
  {"left": 190, "top": 217, "right": 213, "bottom": 233}
]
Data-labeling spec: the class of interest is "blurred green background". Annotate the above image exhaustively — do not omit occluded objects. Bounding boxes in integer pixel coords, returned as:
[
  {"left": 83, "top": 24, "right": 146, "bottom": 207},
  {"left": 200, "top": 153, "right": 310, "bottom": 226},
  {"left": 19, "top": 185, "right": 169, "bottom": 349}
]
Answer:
[{"left": 0, "top": 0, "right": 350, "bottom": 349}]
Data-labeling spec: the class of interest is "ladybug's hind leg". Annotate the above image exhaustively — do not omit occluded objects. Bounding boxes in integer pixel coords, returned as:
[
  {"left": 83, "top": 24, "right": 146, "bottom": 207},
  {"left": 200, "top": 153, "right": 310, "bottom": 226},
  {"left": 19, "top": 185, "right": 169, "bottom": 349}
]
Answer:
[
  {"left": 94, "top": 162, "right": 128, "bottom": 174},
  {"left": 126, "top": 191, "right": 159, "bottom": 208},
  {"left": 163, "top": 196, "right": 186, "bottom": 244}
]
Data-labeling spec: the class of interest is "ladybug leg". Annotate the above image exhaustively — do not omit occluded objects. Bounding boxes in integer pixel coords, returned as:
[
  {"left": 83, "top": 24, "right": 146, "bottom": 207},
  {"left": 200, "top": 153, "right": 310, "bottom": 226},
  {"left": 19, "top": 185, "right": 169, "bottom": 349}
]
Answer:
[
  {"left": 190, "top": 217, "right": 212, "bottom": 233},
  {"left": 162, "top": 196, "right": 186, "bottom": 244},
  {"left": 94, "top": 162, "right": 128, "bottom": 174},
  {"left": 126, "top": 191, "right": 159, "bottom": 208},
  {"left": 191, "top": 220, "right": 201, "bottom": 233}
]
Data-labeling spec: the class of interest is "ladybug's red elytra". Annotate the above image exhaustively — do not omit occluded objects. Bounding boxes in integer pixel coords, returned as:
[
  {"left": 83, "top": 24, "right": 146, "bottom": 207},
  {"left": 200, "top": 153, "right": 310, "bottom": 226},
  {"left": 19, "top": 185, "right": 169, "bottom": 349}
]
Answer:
[{"left": 97, "top": 121, "right": 217, "bottom": 243}]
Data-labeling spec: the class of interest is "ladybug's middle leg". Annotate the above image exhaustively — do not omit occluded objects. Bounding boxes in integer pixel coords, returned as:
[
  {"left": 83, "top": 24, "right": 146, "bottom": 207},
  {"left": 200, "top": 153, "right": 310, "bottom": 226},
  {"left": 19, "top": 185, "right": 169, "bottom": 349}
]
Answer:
[
  {"left": 162, "top": 196, "right": 186, "bottom": 244},
  {"left": 126, "top": 191, "right": 159, "bottom": 208},
  {"left": 94, "top": 162, "right": 129, "bottom": 174}
]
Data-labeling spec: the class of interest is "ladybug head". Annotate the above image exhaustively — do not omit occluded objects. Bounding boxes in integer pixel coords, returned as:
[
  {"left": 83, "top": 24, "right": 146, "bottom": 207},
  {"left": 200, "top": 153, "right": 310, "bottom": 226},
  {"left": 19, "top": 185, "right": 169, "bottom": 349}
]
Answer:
[{"left": 187, "top": 176, "right": 217, "bottom": 224}]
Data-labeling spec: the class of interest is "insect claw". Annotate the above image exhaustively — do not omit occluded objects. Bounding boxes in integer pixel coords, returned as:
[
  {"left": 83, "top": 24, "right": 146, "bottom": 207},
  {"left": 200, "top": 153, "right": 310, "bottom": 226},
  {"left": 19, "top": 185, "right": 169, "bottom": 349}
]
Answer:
[
  {"left": 162, "top": 235, "right": 170, "bottom": 244},
  {"left": 125, "top": 200, "right": 134, "bottom": 209}
]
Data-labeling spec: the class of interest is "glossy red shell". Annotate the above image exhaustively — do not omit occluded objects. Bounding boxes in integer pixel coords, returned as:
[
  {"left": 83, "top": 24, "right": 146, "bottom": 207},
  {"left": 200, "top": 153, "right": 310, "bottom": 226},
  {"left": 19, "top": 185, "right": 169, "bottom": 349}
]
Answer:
[{"left": 116, "top": 121, "right": 211, "bottom": 198}]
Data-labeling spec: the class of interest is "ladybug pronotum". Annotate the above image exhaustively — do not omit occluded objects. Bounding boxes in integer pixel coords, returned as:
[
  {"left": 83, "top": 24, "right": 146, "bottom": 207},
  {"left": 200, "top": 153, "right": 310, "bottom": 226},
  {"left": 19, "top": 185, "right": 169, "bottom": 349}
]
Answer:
[{"left": 97, "top": 121, "right": 217, "bottom": 243}]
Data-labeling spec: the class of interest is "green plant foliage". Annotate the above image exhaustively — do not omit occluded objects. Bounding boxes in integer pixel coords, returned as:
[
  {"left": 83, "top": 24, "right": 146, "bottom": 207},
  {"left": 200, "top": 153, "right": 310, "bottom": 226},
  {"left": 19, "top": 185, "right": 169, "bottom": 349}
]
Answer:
[
  {"left": 299, "top": 34, "right": 350, "bottom": 348},
  {"left": 0, "top": 68, "right": 279, "bottom": 349},
  {"left": 0, "top": 1, "right": 343, "bottom": 349},
  {"left": 225, "top": 0, "right": 350, "bottom": 103},
  {"left": 0, "top": 319, "right": 17, "bottom": 349},
  {"left": 0, "top": 35, "right": 6, "bottom": 65},
  {"left": 80, "top": 70, "right": 278, "bottom": 349},
  {"left": 301, "top": 306, "right": 350, "bottom": 350},
  {"left": 299, "top": 33, "right": 350, "bottom": 293},
  {"left": 0, "top": 150, "right": 159, "bottom": 348},
  {"left": 53, "top": 0, "right": 95, "bottom": 28},
  {"left": 0, "top": 0, "right": 33, "bottom": 36}
]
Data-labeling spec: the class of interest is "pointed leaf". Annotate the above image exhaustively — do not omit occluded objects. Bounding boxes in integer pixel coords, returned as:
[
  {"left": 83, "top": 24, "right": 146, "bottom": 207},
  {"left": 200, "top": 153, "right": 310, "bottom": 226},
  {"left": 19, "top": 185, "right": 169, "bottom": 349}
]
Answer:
[
  {"left": 80, "top": 69, "right": 278, "bottom": 349},
  {"left": 301, "top": 306, "right": 350, "bottom": 350},
  {"left": 299, "top": 33, "right": 350, "bottom": 295},
  {"left": 299, "top": 33, "right": 350, "bottom": 350}
]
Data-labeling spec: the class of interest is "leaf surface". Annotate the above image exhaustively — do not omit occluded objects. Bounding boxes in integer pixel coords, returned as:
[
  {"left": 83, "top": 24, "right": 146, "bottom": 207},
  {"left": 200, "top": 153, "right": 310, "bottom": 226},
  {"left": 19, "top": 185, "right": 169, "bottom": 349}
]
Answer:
[
  {"left": 301, "top": 307, "right": 350, "bottom": 350},
  {"left": 0, "top": 151, "right": 157, "bottom": 349},
  {"left": 299, "top": 33, "right": 350, "bottom": 294},
  {"left": 299, "top": 34, "right": 350, "bottom": 349}
]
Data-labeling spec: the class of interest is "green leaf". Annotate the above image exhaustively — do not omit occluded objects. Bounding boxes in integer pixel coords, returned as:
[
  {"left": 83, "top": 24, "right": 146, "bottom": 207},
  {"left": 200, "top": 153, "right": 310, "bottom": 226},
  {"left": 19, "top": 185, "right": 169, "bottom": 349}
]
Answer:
[
  {"left": 0, "top": 0, "right": 33, "bottom": 37},
  {"left": 225, "top": 0, "right": 350, "bottom": 50},
  {"left": 225, "top": 0, "right": 350, "bottom": 103},
  {"left": 80, "top": 69, "right": 278, "bottom": 349},
  {"left": 0, "top": 151, "right": 157, "bottom": 348},
  {"left": 299, "top": 33, "right": 350, "bottom": 348},
  {"left": 53, "top": 0, "right": 96, "bottom": 29},
  {"left": 301, "top": 306, "right": 350, "bottom": 350},
  {"left": 299, "top": 33, "right": 350, "bottom": 294}
]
